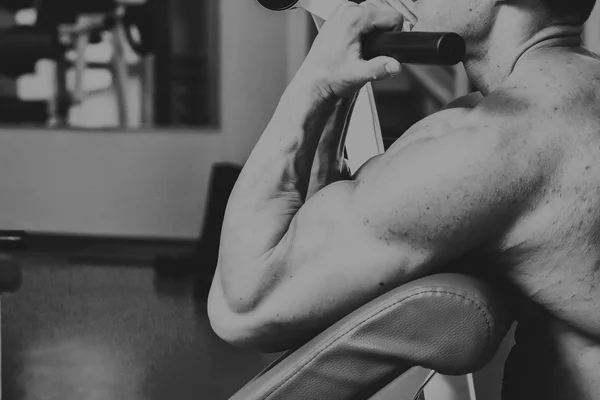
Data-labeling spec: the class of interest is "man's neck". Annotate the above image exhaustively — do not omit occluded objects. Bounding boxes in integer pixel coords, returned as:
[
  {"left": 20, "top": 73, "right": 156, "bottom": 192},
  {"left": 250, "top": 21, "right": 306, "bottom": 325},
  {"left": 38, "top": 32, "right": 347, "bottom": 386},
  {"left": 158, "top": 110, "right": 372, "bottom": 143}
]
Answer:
[{"left": 464, "top": 24, "right": 583, "bottom": 95}]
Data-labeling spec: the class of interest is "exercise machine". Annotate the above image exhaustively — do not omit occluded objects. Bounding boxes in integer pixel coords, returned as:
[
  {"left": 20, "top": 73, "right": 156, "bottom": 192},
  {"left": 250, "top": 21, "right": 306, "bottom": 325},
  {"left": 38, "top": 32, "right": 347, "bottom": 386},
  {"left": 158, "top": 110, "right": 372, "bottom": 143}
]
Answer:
[{"left": 0, "top": 0, "right": 156, "bottom": 127}]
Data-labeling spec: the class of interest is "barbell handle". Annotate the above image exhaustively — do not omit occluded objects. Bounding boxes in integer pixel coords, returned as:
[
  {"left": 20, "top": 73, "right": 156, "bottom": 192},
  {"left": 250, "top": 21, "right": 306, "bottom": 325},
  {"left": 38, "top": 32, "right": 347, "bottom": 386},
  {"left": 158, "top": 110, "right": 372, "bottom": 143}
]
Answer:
[{"left": 362, "top": 32, "right": 465, "bottom": 66}]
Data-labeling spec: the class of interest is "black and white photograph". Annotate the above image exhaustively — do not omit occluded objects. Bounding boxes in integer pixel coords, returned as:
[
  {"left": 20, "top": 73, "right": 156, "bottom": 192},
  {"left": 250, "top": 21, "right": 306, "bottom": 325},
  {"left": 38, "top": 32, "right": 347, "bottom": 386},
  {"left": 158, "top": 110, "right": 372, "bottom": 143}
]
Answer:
[{"left": 0, "top": 0, "right": 599, "bottom": 399}]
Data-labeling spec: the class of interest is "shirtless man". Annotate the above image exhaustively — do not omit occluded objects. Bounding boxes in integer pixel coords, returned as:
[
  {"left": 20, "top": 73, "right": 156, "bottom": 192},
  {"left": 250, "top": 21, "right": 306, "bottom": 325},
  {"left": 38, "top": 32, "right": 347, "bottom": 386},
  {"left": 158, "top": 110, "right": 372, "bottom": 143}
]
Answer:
[{"left": 207, "top": 0, "right": 600, "bottom": 397}]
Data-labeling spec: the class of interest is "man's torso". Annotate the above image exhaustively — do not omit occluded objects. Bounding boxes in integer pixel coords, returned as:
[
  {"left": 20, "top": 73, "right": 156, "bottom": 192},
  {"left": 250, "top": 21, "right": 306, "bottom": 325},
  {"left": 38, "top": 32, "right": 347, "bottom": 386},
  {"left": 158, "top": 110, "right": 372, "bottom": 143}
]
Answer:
[
  {"left": 496, "top": 48, "right": 600, "bottom": 399},
  {"left": 362, "top": 46, "right": 600, "bottom": 398}
]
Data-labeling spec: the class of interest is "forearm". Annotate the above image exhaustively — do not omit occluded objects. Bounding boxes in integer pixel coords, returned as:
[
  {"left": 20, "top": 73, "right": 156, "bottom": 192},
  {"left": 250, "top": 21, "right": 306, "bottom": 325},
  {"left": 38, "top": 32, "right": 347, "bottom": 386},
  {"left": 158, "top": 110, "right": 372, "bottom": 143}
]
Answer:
[
  {"left": 218, "top": 72, "right": 346, "bottom": 303},
  {"left": 306, "top": 93, "right": 357, "bottom": 200}
]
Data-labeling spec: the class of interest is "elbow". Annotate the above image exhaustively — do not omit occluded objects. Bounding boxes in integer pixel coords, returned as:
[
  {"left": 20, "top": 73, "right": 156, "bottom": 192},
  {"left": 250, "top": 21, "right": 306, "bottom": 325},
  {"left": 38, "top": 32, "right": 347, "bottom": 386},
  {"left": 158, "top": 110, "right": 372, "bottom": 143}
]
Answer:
[
  {"left": 206, "top": 280, "right": 249, "bottom": 347},
  {"left": 207, "top": 279, "right": 286, "bottom": 353},
  {"left": 208, "top": 307, "right": 308, "bottom": 353},
  {"left": 208, "top": 259, "right": 301, "bottom": 353},
  {"left": 208, "top": 311, "right": 290, "bottom": 353},
  {"left": 210, "top": 320, "right": 289, "bottom": 353},
  {"left": 208, "top": 316, "right": 257, "bottom": 351}
]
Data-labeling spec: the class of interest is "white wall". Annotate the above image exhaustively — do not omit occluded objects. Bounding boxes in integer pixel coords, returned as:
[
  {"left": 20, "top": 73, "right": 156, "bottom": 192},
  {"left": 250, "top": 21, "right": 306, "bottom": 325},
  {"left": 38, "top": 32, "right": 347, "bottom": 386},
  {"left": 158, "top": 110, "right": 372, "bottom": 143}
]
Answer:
[
  {"left": 585, "top": 1, "right": 600, "bottom": 52},
  {"left": 0, "top": 1, "right": 309, "bottom": 239}
]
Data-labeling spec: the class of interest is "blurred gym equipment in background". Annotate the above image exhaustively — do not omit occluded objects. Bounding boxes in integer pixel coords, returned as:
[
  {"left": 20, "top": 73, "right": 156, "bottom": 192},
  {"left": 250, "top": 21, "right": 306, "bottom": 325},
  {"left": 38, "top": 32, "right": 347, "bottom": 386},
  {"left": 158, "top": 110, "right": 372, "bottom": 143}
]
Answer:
[{"left": 0, "top": 0, "right": 218, "bottom": 128}]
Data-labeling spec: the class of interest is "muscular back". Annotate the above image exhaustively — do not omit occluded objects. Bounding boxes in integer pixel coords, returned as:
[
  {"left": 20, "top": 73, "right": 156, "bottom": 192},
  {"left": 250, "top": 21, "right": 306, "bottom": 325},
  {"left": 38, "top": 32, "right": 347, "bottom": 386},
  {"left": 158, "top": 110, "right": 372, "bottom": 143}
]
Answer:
[
  {"left": 495, "top": 49, "right": 600, "bottom": 399},
  {"left": 456, "top": 48, "right": 600, "bottom": 399}
]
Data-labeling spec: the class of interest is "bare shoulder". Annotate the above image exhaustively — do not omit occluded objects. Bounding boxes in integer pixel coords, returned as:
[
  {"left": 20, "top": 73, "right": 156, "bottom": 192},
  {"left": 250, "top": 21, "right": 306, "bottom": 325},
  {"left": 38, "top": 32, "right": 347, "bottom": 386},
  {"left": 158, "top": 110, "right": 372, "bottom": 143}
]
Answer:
[
  {"left": 506, "top": 48, "right": 600, "bottom": 118},
  {"left": 356, "top": 54, "right": 599, "bottom": 185},
  {"left": 392, "top": 88, "right": 534, "bottom": 154},
  {"left": 491, "top": 48, "right": 600, "bottom": 161}
]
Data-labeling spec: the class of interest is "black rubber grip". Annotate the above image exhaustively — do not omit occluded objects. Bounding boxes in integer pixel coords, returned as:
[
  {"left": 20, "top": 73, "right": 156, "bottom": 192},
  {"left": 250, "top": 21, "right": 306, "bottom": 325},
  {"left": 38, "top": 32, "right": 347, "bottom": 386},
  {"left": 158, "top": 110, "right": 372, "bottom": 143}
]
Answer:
[{"left": 362, "top": 32, "right": 466, "bottom": 66}]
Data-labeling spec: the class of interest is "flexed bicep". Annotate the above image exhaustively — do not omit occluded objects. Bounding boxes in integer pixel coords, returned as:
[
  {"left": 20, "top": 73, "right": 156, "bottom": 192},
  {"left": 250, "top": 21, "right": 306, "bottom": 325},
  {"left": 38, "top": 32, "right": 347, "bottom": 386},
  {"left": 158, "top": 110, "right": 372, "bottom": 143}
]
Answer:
[{"left": 210, "top": 104, "right": 548, "bottom": 352}]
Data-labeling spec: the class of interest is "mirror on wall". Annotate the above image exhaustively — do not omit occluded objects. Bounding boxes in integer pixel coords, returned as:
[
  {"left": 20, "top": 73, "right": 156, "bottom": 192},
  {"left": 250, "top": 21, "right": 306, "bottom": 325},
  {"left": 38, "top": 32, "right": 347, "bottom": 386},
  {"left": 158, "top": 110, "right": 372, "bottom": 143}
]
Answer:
[{"left": 0, "top": 0, "right": 219, "bottom": 129}]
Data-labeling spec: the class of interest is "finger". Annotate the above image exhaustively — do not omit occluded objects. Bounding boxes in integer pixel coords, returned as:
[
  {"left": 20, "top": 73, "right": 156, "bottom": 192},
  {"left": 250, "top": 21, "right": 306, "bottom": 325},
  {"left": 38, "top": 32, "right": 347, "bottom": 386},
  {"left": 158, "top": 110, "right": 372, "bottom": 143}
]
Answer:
[
  {"left": 363, "top": 0, "right": 417, "bottom": 25},
  {"left": 360, "top": 7, "right": 404, "bottom": 33},
  {"left": 359, "top": 56, "right": 403, "bottom": 81}
]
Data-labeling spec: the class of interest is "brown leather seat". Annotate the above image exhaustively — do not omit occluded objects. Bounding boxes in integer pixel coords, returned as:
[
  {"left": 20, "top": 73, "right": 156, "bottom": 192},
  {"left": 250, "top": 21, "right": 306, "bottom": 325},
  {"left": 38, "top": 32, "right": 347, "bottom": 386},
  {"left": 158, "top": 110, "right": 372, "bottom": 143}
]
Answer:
[{"left": 230, "top": 273, "right": 513, "bottom": 400}]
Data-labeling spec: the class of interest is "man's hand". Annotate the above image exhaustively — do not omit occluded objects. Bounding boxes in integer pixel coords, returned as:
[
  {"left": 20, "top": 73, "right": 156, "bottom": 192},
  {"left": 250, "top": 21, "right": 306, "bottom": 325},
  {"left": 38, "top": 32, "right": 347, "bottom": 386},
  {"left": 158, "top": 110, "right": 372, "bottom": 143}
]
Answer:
[{"left": 299, "top": 0, "right": 414, "bottom": 99}]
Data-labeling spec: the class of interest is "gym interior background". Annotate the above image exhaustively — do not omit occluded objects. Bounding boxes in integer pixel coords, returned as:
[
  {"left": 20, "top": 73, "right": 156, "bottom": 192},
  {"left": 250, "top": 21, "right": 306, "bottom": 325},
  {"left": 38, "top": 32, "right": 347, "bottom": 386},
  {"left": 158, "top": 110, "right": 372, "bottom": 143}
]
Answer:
[{"left": 0, "top": 1, "right": 599, "bottom": 399}]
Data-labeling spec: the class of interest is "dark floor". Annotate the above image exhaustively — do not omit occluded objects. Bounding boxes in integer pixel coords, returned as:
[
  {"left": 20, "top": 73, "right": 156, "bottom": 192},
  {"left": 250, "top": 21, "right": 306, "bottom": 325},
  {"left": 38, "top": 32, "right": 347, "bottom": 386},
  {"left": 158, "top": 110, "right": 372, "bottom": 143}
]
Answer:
[{"left": 1, "top": 246, "right": 280, "bottom": 400}]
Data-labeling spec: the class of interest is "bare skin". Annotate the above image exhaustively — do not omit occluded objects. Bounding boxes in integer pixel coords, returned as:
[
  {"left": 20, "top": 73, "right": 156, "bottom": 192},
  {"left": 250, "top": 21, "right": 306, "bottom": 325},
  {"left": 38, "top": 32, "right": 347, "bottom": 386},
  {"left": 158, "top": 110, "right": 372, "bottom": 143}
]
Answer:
[
  {"left": 208, "top": 1, "right": 600, "bottom": 398},
  {"left": 493, "top": 47, "right": 600, "bottom": 398}
]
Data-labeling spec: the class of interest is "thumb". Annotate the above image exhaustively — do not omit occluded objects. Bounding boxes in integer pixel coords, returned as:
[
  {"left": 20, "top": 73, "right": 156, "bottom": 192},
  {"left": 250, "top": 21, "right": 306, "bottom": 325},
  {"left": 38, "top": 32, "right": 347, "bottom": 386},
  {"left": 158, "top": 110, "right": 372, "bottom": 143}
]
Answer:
[{"left": 362, "top": 57, "right": 402, "bottom": 81}]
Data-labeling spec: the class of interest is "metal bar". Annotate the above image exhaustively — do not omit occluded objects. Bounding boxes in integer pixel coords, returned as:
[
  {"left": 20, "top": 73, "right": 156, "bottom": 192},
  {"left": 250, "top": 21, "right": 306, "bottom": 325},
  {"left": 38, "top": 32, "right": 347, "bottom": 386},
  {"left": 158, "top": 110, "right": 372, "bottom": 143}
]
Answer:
[
  {"left": 297, "top": 0, "right": 343, "bottom": 21},
  {"left": 404, "top": 64, "right": 454, "bottom": 104}
]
